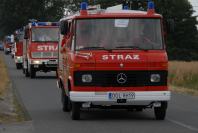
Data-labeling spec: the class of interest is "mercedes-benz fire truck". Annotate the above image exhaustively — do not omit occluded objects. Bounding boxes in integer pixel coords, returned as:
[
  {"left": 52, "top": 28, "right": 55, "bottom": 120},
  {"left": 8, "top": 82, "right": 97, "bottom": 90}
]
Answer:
[
  {"left": 14, "top": 29, "right": 24, "bottom": 69},
  {"left": 23, "top": 22, "right": 59, "bottom": 78},
  {"left": 57, "top": 1, "right": 171, "bottom": 120}
]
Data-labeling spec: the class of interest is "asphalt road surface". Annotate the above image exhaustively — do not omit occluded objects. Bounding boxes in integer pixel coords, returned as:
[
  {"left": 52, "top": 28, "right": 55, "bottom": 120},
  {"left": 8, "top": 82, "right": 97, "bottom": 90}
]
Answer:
[{"left": 1, "top": 52, "right": 198, "bottom": 133}]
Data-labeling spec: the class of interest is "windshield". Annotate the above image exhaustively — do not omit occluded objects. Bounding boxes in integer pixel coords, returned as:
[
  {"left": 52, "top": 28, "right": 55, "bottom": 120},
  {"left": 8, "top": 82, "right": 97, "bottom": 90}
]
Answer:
[
  {"left": 16, "top": 33, "right": 24, "bottom": 42},
  {"left": 32, "top": 28, "right": 59, "bottom": 42},
  {"left": 76, "top": 19, "right": 163, "bottom": 50}
]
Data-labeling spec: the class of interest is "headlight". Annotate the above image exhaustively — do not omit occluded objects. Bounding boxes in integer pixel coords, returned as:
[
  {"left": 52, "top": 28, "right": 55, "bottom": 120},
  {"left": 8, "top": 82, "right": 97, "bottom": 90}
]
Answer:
[
  {"left": 16, "top": 57, "right": 22, "bottom": 59},
  {"left": 150, "top": 74, "right": 161, "bottom": 82},
  {"left": 32, "top": 60, "right": 41, "bottom": 64},
  {"left": 82, "top": 74, "right": 92, "bottom": 83}
]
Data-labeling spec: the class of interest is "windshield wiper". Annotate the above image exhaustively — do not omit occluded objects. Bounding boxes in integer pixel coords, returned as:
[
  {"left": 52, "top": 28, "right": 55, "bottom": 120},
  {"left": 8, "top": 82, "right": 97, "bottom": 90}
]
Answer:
[
  {"left": 79, "top": 46, "right": 108, "bottom": 50},
  {"left": 115, "top": 46, "right": 142, "bottom": 50}
]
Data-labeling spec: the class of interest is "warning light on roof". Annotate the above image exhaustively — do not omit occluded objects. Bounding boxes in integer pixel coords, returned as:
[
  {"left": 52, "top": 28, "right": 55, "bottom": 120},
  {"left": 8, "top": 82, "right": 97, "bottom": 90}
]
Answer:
[
  {"left": 148, "top": 1, "right": 154, "bottom": 10},
  {"left": 123, "top": 6, "right": 129, "bottom": 10},
  {"left": 80, "top": 2, "right": 88, "bottom": 15},
  {"left": 147, "top": 1, "right": 155, "bottom": 15},
  {"left": 81, "top": 2, "right": 88, "bottom": 10}
]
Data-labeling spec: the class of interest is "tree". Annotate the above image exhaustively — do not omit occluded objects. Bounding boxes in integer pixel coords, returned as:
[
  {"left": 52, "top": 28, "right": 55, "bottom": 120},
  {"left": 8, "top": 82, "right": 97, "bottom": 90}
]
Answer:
[
  {"left": 155, "top": 0, "right": 198, "bottom": 60},
  {"left": 0, "top": 0, "right": 65, "bottom": 39}
]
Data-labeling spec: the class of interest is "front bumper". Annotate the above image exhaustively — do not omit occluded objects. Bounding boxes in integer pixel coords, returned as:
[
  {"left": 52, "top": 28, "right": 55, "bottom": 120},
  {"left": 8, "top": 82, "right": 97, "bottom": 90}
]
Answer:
[
  {"left": 5, "top": 48, "right": 11, "bottom": 52},
  {"left": 30, "top": 59, "right": 58, "bottom": 71},
  {"left": 15, "top": 56, "right": 23, "bottom": 63},
  {"left": 70, "top": 91, "right": 170, "bottom": 105}
]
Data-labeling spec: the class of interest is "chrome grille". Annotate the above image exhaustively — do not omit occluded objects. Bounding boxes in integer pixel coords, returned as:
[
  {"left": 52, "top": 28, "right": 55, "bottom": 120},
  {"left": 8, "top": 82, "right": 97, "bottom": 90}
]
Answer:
[
  {"left": 32, "top": 52, "right": 57, "bottom": 58},
  {"left": 43, "top": 52, "right": 52, "bottom": 58},
  {"left": 32, "top": 52, "right": 42, "bottom": 58}
]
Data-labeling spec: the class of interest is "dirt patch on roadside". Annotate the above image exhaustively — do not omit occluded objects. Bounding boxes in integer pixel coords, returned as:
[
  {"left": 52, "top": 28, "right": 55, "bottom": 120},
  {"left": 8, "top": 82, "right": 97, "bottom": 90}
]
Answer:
[
  {"left": 0, "top": 53, "right": 26, "bottom": 124},
  {"left": 0, "top": 54, "right": 9, "bottom": 95}
]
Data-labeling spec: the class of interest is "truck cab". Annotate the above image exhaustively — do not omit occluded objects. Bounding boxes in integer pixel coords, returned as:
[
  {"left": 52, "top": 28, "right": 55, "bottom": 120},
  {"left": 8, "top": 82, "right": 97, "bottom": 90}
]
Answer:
[
  {"left": 57, "top": 2, "right": 170, "bottom": 120},
  {"left": 23, "top": 22, "right": 59, "bottom": 78},
  {"left": 14, "top": 29, "right": 24, "bottom": 69},
  {"left": 4, "top": 35, "right": 14, "bottom": 55}
]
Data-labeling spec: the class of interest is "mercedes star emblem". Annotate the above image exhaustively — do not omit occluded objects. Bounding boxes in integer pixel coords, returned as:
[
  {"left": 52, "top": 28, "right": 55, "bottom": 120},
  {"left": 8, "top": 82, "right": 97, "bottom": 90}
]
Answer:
[{"left": 117, "top": 73, "right": 127, "bottom": 84}]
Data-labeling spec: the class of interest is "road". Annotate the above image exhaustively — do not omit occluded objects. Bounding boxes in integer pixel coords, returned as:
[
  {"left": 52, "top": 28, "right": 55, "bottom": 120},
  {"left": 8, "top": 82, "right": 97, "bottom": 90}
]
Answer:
[{"left": 1, "top": 52, "right": 198, "bottom": 133}]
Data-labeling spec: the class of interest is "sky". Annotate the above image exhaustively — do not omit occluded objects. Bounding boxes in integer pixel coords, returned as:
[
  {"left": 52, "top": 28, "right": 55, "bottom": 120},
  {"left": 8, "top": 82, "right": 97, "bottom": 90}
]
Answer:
[{"left": 189, "top": 0, "right": 198, "bottom": 17}]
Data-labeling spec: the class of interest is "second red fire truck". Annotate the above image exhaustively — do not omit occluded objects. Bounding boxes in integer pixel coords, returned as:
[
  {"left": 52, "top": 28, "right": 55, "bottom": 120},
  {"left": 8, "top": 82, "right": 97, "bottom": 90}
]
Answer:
[{"left": 23, "top": 22, "right": 59, "bottom": 78}]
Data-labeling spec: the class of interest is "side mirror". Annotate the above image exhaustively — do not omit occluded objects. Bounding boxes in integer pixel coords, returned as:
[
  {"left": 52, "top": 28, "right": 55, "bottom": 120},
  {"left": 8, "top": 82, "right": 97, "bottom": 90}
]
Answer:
[
  {"left": 60, "top": 21, "right": 68, "bottom": 35},
  {"left": 24, "top": 28, "right": 29, "bottom": 39},
  {"left": 15, "top": 37, "right": 19, "bottom": 42},
  {"left": 24, "top": 35, "right": 28, "bottom": 39},
  {"left": 166, "top": 19, "right": 175, "bottom": 33}
]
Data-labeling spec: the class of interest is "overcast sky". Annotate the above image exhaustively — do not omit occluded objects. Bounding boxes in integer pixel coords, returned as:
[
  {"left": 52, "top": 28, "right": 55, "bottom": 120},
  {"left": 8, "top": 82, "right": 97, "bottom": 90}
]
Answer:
[{"left": 189, "top": 0, "right": 198, "bottom": 16}]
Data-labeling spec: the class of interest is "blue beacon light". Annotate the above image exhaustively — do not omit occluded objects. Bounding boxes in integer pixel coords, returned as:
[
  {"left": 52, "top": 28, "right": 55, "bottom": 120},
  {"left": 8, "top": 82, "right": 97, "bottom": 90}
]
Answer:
[
  {"left": 31, "top": 22, "right": 37, "bottom": 26},
  {"left": 81, "top": 2, "right": 88, "bottom": 10},
  {"left": 80, "top": 2, "right": 88, "bottom": 15},
  {"left": 147, "top": 1, "right": 155, "bottom": 14},
  {"left": 148, "top": 1, "right": 155, "bottom": 10},
  {"left": 123, "top": 6, "right": 129, "bottom": 10}
]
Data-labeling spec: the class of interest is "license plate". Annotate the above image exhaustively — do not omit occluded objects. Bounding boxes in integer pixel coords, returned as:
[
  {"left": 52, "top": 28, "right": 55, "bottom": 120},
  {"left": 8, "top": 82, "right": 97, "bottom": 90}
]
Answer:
[{"left": 108, "top": 92, "right": 135, "bottom": 100}]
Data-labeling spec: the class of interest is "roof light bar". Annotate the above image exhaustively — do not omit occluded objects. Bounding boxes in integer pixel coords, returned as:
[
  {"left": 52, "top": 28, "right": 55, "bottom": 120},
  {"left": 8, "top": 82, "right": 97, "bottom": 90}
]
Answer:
[{"left": 31, "top": 22, "right": 59, "bottom": 26}]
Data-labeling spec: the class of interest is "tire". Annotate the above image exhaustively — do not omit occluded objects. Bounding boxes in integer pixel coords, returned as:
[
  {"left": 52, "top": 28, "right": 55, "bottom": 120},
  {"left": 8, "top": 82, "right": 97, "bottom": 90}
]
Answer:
[
  {"left": 16, "top": 63, "right": 22, "bottom": 69},
  {"left": 61, "top": 90, "right": 71, "bottom": 112},
  {"left": 30, "top": 66, "right": 36, "bottom": 78},
  {"left": 22, "top": 67, "right": 25, "bottom": 74},
  {"left": 71, "top": 102, "right": 81, "bottom": 120},
  {"left": 25, "top": 61, "right": 29, "bottom": 77},
  {"left": 154, "top": 102, "right": 168, "bottom": 120},
  {"left": 25, "top": 68, "right": 29, "bottom": 77}
]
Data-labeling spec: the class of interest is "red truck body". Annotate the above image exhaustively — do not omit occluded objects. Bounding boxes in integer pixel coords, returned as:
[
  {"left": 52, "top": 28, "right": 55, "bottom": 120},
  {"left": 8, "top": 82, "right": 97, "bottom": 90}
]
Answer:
[
  {"left": 57, "top": 2, "right": 170, "bottom": 120},
  {"left": 3, "top": 36, "right": 13, "bottom": 55},
  {"left": 14, "top": 30, "right": 24, "bottom": 69},
  {"left": 23, "top": 22, "right": 59, "bottom": 78}
]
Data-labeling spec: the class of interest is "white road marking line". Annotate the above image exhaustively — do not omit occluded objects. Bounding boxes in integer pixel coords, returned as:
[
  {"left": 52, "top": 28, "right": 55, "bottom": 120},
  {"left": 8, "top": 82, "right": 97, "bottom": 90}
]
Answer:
[{"left": 167, "top": 118, "right": 198, "bottom": 132}]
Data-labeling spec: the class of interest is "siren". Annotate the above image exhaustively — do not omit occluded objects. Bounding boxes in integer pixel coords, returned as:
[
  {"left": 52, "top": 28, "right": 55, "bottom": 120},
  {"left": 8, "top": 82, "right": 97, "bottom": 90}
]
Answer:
[
  {"left": 80, "top": 2, "right": 88, "bottom": 15},
  {"left": 123, "top": 5, "right": 129, "bottom": 10},
  {"left": 147, "top": 1, "right": 155, "bottom": 15}
]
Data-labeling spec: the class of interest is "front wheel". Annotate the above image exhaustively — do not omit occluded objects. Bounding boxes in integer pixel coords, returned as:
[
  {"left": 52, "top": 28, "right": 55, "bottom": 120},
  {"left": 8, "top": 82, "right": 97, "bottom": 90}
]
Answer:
[
  {"left": 71, "top": 102, "right": 81, "bottom": 120},
  {"left": 16, "top": 63, "right": 22, "bottom": 69},
  {"left": 154, "top": 102, "right": 168, "bottom": 120},
  {"left": 30, "top": 66, "right": 36, "bottom": 78},
  {"left": 61, "top": 91, "right": 71, "bottom": 112},
  {"left": 25, "top": 68, "right": 29, "bottom": 77}
]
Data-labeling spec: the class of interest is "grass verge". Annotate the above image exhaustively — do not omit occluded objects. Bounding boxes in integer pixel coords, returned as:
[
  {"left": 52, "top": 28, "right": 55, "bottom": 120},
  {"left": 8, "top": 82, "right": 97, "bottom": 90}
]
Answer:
[
  {"left": 0, "top": 53, "right": 26, "bottom": 123},
  {"left": 0, "top": 54, "right": 9, "bottom": 95},
  {"left": 169, "top": 61, "right": 198, "bottom": 95}
]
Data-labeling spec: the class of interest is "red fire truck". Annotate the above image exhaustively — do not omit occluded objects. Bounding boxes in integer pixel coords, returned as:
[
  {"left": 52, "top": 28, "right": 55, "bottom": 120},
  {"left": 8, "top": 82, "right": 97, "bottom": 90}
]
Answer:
[
  {"left": 14, "top": 29, "right": 24, "bottom": 69},
  {"left": 4, "top": 35, "right": 14, "bottom": 55},
  {"left": 23, "top": 22, "right": 59, "bottom": 78},
  {"left": 57, "top": 1, "right": 171, "bottom": 120}
]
